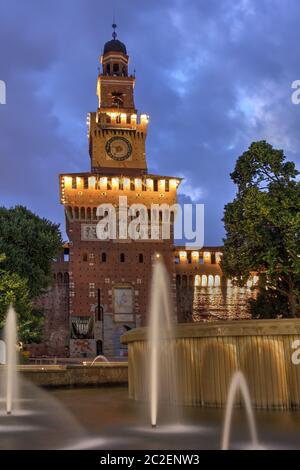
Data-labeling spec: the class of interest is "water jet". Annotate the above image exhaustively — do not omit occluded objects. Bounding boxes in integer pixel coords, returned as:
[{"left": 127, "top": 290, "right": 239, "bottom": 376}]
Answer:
[
  {"left": 148, "top": 260, "right": 178, "bottom": 428},
  {"left": 4, "top": 305, "right": 18, "bottom": 416}
]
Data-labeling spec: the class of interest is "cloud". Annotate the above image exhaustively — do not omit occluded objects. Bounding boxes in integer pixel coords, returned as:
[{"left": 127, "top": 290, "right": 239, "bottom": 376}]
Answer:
[{"left": 0, "top": 0, "right": 299, "bottom": 245}]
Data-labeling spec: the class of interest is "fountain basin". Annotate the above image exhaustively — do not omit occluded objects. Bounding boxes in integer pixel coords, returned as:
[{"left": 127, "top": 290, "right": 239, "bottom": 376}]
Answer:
[
  {"left": 122, "top": 319, "right": 300, "bottom": 410},
  {"left": 0, "top": 363, "right": 128, "bottom": 388}
]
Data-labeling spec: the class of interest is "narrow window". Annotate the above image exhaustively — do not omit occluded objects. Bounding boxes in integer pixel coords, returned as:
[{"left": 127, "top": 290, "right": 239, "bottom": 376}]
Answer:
[
  {"left": 101, "top": 253, "right": 107, "bottom": 263},
  {"left": 139, "top": 253, "right": 144, "bottom": 263},
  {"left": 120, "top": 253, "right": 125, "bottom": 263}
]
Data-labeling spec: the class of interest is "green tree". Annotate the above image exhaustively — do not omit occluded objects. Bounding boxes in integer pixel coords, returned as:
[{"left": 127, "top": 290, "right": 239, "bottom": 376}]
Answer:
[
  {"left": 0, "top": 205, "right": 62, "bottom": 298},
  {"left": 0, "top": 252, "right": 37, "bottom": 340},
  {"left": 221, "top": 141, "right": 300, "bottom": 318}
]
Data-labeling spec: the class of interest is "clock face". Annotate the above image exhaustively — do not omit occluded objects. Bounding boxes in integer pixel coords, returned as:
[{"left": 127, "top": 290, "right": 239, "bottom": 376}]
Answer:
[{"left": 105, "top": 137, "right": 132, "bottom": 161}]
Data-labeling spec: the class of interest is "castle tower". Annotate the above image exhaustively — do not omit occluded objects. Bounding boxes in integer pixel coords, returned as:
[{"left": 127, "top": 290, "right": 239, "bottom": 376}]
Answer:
[
  {"left": 89, "top": 24, "right": 148, "bottom": 174},
  {"left": 60, "top": 25, "right": 181, "bottom": 358}
]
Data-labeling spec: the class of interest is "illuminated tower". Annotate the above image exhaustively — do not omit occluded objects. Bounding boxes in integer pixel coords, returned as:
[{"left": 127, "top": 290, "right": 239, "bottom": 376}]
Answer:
[
  {"left": 89, "top": 23, "right": 148, "bottom": 174},
  {"left": 60, "top": 25, "right": 181, "bottom": 358}
]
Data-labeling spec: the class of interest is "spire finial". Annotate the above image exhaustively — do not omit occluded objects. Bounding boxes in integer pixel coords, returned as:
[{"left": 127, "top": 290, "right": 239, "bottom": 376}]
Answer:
[{"left": 112, "top": 13, "right": 117, "bottom": 40}]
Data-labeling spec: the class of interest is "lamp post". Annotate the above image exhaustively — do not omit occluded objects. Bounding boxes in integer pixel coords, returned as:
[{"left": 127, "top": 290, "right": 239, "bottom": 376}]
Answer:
[{"left": 97, "top": 289, "right": 104, "bottom": 355}]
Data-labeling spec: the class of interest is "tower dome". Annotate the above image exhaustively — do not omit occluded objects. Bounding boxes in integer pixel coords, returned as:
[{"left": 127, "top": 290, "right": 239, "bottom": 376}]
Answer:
[
  {"left": 103, "top": 39, "right": 127, "bottom": 55},
  {"left": 103, "top": 23, "right": 127, "bottom": 55}
]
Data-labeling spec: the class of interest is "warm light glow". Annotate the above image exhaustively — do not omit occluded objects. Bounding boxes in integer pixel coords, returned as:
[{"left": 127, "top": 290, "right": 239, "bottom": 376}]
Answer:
[
  {"left": 76, "top": 177, "right": 83, "bottom": 189},
  {"left": 146, "top": 178, "right": 153, "bottom": 190},
  {"left": 192, "top": 251, "right": 199, "bottom": 261},
  {"left": 121, "top": 113, "right": 127, "bottom": 123},
  {"left": 64, "top": 176, "right": 72, "bottom": 189},
  {"left": 140, "top": 114, "right": 149, "bottom": 123},
  {"left": 203, "top": 251, "right": 211, "bottom": 263},
  {"left": 111, "top": 177, "right": 119, "bottom": 190},
  {"left": 216, "top": 252, "right": 223, "bottom": 263},
  {"left": 158, "top": 179, "right": 165, "bottom": 191},
  {"left": 135, "top": 178, "right": 142, "bottom": 190},
  {"left": 88, "top": 176, "right": 96, "bottom": 189},
  {"left": 169, "top": 179, "right": 177, "bottom": 189},
  {"left": 179, "top": 251, "right": 187, "bottom": 260},
  {"left": 247, "top": 279, "right": 253, "bottom": 289},
  {"left": 99, "top": 177, "right": 107, "bottom": 190},
  {"left": 208, "top": 275, "right": 214, "bottom": 287},
  {"left": 194, "top": 275, "right": 201, "bottom": 287},
  {"left": 155, "top": 253, "right": 160, "bottom": 259},
  {"left": 253, "top": 275, "right": 259, "bottom": 285},
  {"left": 202, "top": 275, "right": 208, "bottom": 287},
  {"left": 131, "top": 114, "right": 137, "bottom": 122},
  {"left": 215, "top": 275, "right": 221, "bottom": 287},
  {"left": 123, "top": 178, "right": 131, "bottom": 190}
]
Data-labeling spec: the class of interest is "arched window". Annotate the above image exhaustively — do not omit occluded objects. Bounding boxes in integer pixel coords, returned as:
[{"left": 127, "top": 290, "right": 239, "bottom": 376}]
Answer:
[
  {"left": 101, "top": 253, "right": 107, "bottom": 263},
  {"left": 139, "top": 253, "right": 144, "bottom": 263},
  {"left": 120, "top": 253, "right": 125, "bottom": 263},
  {"left": 83, "top": 253, "right": 88, "bottom": 262}
]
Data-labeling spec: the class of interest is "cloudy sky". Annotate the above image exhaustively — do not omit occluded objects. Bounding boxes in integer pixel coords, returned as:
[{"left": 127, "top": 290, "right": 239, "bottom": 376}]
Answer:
[{"left": 0, "top": 0, "right": 300, "bottom": 245}]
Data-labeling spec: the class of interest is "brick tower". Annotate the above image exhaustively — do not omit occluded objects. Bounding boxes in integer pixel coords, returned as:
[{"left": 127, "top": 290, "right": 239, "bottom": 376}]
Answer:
[{"left": 60, "top": 25, "right": 181, "bottom": 358}]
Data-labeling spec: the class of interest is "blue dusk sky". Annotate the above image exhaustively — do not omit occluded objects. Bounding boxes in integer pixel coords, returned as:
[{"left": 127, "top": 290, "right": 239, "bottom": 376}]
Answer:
[{"left": 0, "top": 0, "right": 300, "bottom": 245}]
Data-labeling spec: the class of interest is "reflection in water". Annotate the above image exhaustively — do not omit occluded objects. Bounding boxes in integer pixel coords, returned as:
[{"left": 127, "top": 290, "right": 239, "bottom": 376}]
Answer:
[{"left": 193, "top": 286, "right": 257, "bottom": 322}]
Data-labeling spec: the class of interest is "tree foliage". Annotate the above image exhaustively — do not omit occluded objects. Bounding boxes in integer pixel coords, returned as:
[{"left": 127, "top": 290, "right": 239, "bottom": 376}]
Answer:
[
  {"left": 221, "top": 141, "right": 300, "bottom": 318},
  {"left": 0, "top": 205, "right": 62, "bottom": 298},
  {"left": 0, "top": 206, "right": 62, "bottom": 342},
  {"left": 0, "top": 253, "right": 41, "bottom": 342}
]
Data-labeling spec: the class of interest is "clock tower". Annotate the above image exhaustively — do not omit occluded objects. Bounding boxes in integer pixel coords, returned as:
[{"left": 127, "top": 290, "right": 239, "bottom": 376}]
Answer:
[
  {"left": 59, "top": 25, "right": 181, "bottom": 358},
  {"left": 89, "top": 24, "right": 148, "bottom": 174}
]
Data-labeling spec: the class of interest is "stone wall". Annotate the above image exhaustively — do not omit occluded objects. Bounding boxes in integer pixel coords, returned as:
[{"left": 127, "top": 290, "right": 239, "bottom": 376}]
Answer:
[
  {"left": 33, "top": 282, "right": 69, "bottom": 357},
  {"left": 18, "top": 363, "right": 128, "bottom": 387}
]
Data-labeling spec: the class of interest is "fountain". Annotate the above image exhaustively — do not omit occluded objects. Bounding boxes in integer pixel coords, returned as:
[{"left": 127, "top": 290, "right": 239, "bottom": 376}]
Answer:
[
  {"left": 221, "top": 371, "right": 259, "bottom": 450},
  {"left": 4, "top": 305, "right": 18, "bottom": 415},
  {"left": 90, "top": 355, "right": 109, "bottom": 366},
  {"left": 148, "top": 259, "right": 178, "bottom": 428}
]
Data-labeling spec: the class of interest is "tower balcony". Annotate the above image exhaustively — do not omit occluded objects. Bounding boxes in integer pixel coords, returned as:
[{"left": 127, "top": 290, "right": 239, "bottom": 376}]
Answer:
[
  {"left": 60, "top": 173, "right": 181, "bottom": 205},
  {"left": 94, "top": 111, "right": 149, "bottom": 131}
]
